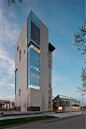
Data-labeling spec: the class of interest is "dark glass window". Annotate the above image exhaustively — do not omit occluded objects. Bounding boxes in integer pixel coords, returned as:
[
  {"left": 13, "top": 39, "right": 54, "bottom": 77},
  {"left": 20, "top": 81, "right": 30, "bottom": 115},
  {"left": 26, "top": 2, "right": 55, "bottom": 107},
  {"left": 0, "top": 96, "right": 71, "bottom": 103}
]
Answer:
[
  {"left": 48, "top": 51, "right": 50, "bottom": 67},
  {"left": 15, "top": 69, "right": 18, "bottom": 94},
  {"left": 31, "top": 21, "right": 40, "bottom": 45},
  {"left": 19, "top": 89, "right": 21, "bottom": 96},
  {"left": 20, "top": 51, "right": 21, "bottom": 61},
  {"left": 27, "top": 107, "right": 40, "bottom": 111},
  {"left": 17, "top": 46, "right": 19, "bottom": 51},
  {"left": 66, "top": 100, "right": 68, "bottom": 104}
]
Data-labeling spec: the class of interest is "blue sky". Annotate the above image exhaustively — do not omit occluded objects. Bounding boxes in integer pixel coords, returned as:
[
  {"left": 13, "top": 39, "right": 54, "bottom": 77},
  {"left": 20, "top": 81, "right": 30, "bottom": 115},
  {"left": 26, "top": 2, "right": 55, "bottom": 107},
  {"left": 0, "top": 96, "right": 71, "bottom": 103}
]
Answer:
[{"left": 0, "top": 0, "right": 85, "bottom": 105}]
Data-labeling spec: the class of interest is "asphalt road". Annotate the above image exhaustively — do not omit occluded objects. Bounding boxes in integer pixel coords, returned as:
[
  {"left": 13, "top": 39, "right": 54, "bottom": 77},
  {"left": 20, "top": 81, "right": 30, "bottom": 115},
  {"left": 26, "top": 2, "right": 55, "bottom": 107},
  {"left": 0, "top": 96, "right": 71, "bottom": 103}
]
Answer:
[{"left": 7, "top": 115, "right": 86, "bottom": 129}]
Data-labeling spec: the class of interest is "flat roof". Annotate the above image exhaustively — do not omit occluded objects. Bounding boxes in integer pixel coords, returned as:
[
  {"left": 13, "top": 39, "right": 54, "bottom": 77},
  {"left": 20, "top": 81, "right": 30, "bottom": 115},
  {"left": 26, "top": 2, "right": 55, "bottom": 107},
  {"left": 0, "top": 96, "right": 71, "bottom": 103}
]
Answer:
[
  {"left": 53, "top": 95, "right": 80, "bottom": 102},
  {"left": 49, "top": 43, "right": 55, "bottom": 52}
]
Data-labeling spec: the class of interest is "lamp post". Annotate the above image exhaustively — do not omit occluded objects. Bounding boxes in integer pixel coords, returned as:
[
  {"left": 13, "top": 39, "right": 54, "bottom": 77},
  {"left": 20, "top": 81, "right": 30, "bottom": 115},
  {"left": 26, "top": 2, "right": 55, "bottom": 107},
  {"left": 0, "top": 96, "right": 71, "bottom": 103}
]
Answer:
[
  {"left": 81, "top": 93, "right": 84, "bottom": 114},
  {"left": 81, "top": 93, "right": 84, "bottom": 107}
]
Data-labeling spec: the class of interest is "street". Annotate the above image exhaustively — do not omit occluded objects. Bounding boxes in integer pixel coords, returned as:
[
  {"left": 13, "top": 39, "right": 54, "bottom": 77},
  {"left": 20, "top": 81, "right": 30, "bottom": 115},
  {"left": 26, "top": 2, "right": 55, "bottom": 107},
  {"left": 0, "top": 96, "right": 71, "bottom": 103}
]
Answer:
[{"left": 6, "top": 115, "right": 86, "bottom": 129}]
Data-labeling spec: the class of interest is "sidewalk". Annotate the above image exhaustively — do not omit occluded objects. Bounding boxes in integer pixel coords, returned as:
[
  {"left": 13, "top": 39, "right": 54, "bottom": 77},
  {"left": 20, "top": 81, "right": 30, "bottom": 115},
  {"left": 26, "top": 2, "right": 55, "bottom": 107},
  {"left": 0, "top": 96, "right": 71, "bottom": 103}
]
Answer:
[
  {"left": 0, "top": 111, "right": 83, "bottom": 120},
  {"left": 44, "top": 111, "right": 83, "bottom": 118},
  {"left": 0, "top": 110, "right": 42, "bottom": 117}
]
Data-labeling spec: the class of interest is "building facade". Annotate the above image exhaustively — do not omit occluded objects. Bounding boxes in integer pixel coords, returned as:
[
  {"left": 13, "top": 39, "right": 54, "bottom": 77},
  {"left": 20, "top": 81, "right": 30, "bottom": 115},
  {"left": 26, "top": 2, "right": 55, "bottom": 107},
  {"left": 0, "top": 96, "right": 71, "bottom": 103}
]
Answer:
[
  {"left": 15, "top": 11, "right": 55, "bottom": 112},
  {"left": 52, "top": 95, "right": 81, "bottom": 112},
  {"left": 0, "top": 100, "right": 15, "bottom": 111}
]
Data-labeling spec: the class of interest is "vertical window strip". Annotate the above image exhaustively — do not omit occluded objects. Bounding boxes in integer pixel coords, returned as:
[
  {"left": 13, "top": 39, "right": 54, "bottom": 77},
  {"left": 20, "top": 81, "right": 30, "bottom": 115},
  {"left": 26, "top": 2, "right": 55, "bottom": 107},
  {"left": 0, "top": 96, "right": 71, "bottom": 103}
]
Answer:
[
  {"left": 15, "top": 69, "right": 18, "bottom": 94},
  {"left": 28, "top": 45, "right": 40, "bottom": 89}
]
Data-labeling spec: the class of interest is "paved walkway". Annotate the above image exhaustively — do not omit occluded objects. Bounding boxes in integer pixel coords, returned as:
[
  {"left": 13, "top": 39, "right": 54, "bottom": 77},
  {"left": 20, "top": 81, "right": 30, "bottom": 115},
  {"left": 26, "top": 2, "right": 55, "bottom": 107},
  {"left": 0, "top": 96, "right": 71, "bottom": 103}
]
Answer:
[
  {"left": 45, "top": 111, "right": 83, "bottom": 118},
  {"left": 0, "top": 111, "right": 84, "bottom": 120}
]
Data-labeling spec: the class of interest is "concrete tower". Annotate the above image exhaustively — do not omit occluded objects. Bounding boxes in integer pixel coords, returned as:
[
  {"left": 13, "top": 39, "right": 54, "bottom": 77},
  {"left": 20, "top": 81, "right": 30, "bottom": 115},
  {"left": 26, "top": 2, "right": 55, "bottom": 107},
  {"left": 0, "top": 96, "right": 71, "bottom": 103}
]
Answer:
[{"left": 15, "top": 10, "right": 55, "bottom": 112}]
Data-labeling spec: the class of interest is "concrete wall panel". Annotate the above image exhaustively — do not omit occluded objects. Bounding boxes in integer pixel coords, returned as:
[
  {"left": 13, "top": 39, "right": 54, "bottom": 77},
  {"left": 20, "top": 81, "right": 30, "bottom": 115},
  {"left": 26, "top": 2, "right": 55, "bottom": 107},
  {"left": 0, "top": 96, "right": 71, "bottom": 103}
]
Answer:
[
  {"left": 40, "top": 21, "right": 48, "bottom": 111},
  {"left": 15, "top": 18, "right": 28, "bottom": 112}
]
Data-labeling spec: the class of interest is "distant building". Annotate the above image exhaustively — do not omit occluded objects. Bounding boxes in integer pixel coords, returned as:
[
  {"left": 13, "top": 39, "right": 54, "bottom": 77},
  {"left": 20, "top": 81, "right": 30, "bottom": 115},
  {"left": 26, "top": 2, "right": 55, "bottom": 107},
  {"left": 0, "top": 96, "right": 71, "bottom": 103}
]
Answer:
[
  {"left": 81, "top": 105, "right": 86, "bottom": 110},
  {"left": 15, "top": 10, "right": 55, "bottom": 112},
  {"left": 0, "top": 100, "right": 15, "bottom": 111},
  {"left": 52, "top": 95, "right": 80, "bottom": 111}
]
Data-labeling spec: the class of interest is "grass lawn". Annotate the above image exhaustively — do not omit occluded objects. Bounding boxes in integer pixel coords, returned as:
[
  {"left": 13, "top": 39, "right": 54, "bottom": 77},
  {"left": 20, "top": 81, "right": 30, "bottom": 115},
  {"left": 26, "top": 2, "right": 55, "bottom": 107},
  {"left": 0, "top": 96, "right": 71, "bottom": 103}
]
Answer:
[
  {"left": 0, "top": 115, "right": 58, "bottom": 127},
  {"left": 82, "top": 110, "right": 86, "bottom": 114}
]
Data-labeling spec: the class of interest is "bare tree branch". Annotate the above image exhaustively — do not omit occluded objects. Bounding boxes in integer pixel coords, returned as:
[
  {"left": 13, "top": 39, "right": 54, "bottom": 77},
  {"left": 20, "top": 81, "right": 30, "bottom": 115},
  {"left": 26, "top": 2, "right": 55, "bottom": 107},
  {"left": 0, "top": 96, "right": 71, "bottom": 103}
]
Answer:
[{"left": 5, "top": 0, "right": 23, "bottom": 7}]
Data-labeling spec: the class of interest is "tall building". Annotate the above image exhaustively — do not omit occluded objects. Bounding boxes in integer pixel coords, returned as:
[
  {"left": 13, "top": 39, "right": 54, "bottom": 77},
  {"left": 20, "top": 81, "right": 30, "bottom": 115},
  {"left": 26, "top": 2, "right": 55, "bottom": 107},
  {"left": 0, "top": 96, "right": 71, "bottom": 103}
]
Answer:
[{"left": 15, "top": 10, "right": 55, "bottom": 112}]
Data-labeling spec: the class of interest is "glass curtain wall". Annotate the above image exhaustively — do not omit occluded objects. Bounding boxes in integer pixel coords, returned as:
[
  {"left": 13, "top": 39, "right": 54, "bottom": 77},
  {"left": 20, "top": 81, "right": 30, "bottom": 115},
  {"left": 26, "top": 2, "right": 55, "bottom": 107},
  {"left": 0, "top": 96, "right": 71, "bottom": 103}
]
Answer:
[
  {"left": 28, "top": 44, "right": 40, "bottom": 90},
  {"left": 31, "top": 21, "right": 40, "bottom": 46},
  {"left": 72, "top": 99, "right": 80, "bottom": 107},
  {"left": 28, "top": 10, "right": 40, "bottom": 48},
  {"left": 15, "top": 69, "right": 18, "bottom": 94},
  {"left": 28, "top": 11, "right": 40, "bottom": 90}
]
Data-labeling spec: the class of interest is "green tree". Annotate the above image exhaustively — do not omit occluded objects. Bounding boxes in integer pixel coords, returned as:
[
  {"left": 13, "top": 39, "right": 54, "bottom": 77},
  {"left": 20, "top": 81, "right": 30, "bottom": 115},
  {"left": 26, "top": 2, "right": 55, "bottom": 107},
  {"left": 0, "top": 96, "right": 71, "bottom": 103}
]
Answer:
[
  {"left": 77, "top": 67, "right": 86, "bottom": 93},
  {"left": 81, "top": 67, "right": 86, "bottom": 88},
  {"left": 73, "top": 18, "right": 86, "bottom": 54},
  {"left": 5, "top": 0, "right": 23, "bottom": 7},
  {"left": 77, "top": 67, "right": 86, "bottom": 97},
  {"left": 73, "top": 18, "right": 86, "bottom": 94}
]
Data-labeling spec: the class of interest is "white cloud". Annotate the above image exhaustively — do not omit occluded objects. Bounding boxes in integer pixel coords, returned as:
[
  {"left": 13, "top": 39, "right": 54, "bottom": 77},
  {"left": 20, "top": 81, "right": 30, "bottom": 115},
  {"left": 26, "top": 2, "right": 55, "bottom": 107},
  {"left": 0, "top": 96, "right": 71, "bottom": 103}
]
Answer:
[
  {"left": 0, "top": 1, "right": 21, "bottom": 92},
  {"left": 0, "top": 1, "right": 20, "bottom": 46},
  {"left": 0, "top": 81, "right": 15, "bottom": 89},
  {"left": 53, "top": 50, "right": 68, "bottom": 61},
  {"left": 0, "top": 45, "right": 15, "bottom": 75},
  {"left": 0, "top": 1, "right": 21, "bottom": 77},
  {"left": 54, "top": 75, "right": 61, "bottom": 81},
  {"left": 7, "top": 84, "right": 15, "bottom": 89},
  {"left": 0, "top": 78, "right": 8, "bottom": 86},
  {"left": 7, "top": 84, "right": 15, "bottom": 87},
  {"left": 53, "top": 75, "right": 68, "bottom": 82},
  {"left": 63, "top": 77, "right": 69, "bottom": 80},
  {"left": 0, "top": 95, "right": 15, "bottom": 101}
]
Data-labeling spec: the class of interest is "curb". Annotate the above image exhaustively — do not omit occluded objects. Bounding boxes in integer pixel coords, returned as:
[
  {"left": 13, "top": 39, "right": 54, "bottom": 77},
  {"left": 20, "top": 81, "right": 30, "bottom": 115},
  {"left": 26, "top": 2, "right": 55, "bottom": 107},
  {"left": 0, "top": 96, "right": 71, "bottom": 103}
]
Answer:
[
  {"left": 1, "top": 112, "right": 42, "bottom": 117},
  {"left": 0, "top": 114, "right": 84, "bottom": 129}
]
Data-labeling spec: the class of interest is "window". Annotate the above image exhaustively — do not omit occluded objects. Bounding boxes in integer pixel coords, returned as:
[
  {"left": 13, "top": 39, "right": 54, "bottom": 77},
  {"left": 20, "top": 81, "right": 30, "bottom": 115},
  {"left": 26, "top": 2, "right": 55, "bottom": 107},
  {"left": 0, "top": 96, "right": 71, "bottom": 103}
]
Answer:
[
  {"left": 48, "top": 84, "right": 50, "bottom": 90},
  {"left": 24, "top": 50, "right": 25, "bottom": 54},
  {"left": 17, "top": 46, "right": 19, "bottom": 51},
  {"left": 27, "top": 107, "right": 40, "bottom": 111},
  {"left": 49, "top": 60, "right": 50, "bottom": 67},
  {"left": 66, "top": 100, "right": 68, "bottom": 104},
  {"left": 20, "top": 51, "right": 21, "bottom": 61},
  {"left": 19, "top": 89, "right": 21, "bottom": 96},
  {"left": 28, "top": 44, "right": 40, "bottom": 89},
  {"left": 49, "top": 51, "right": 50, "bottom": 67},
  {"left": 15, "top": 69, "right": 18, "bottom": 94},
  {"left": 31, "top": 21, "right": 40, "bottom": 46}
]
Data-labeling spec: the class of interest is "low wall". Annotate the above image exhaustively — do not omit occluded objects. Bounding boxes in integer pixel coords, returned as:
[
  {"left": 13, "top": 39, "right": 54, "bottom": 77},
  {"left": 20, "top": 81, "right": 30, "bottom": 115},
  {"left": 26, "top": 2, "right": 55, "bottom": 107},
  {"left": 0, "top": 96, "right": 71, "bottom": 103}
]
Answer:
[
  {"left": 64, "top": 106, "right": 71, "bottom": 111},
  {"left": 72, "top": 108, "right": 81, "bottom": 111}
]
